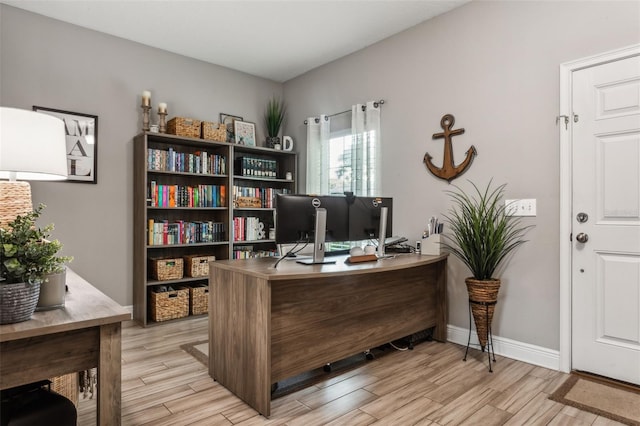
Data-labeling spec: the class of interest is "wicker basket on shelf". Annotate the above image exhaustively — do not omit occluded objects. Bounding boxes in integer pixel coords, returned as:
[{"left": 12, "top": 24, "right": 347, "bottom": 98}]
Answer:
[
  {"left": 184, "top": 255, "right": 215, "bottom": 278},
  {"left": 149, "top": 257, "right": 184, "bottom": 281},
  {"left": 50, "top": 373, "right": 79, "bottom": 406},
  {"left": 166, "top": 117, "right": 201, "bottom": 138},
  {"left": 189, "top": 285, "right": 209, "bottom": 315},
  {"left": 202, "top": 122, "right": 226, "bottom": 142},
  {"left": 149, "top": 287, "right": 189, "bottom": 322}
]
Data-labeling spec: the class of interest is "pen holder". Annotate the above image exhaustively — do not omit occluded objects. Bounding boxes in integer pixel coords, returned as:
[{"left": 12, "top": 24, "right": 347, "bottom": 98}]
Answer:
[{"left": 421, "top": 234, "right": 441, "bottom": 256}]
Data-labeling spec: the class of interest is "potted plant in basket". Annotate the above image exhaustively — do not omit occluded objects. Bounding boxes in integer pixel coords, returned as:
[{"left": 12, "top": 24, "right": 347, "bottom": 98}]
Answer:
[
  {"left": 441, "top": 181, "right": 532, "bottom": 351},
  {"left": 0, "top": 204, "right": 72, "bottom": 323},
  {"left": 264, "top": 96, "right": 286, "bottom": 148}
]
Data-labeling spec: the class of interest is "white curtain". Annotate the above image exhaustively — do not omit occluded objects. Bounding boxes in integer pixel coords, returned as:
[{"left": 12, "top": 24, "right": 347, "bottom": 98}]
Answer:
[
  {"left": 305, "top": 114, "right": 330, "bottom": 194},
  {"left": 351, "top": 101, "right": 381, "bottom": 196},
  {"left": 306, "top": 101, "right": 381, "bottom": 196}
]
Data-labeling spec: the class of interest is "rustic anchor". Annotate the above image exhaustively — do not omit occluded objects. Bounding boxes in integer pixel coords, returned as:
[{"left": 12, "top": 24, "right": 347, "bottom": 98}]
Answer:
[{"left": 424, "top": 114, "right": 477, "bottom": 182}]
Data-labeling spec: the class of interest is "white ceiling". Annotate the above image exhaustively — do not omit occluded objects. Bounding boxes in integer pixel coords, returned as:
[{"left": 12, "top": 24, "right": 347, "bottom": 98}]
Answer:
[{"left": 2, "top": 0, "right": 469, "bottom": 82}]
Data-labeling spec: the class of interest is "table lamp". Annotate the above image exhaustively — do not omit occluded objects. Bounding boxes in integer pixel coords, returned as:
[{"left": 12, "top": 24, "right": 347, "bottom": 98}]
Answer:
[{"left": 0, "top": 107, "right": 68, "bottom": 228}]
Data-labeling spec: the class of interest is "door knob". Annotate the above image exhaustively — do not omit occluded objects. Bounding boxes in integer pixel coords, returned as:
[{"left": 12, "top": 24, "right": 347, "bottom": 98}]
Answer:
[{"left": 576, "top": 233, "right": 589, "bottom": 243}]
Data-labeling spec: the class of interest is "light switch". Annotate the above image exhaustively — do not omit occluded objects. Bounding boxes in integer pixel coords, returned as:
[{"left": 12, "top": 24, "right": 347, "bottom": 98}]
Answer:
[{"left": 505, "top": 199, "right": 536, "bottom": 217}]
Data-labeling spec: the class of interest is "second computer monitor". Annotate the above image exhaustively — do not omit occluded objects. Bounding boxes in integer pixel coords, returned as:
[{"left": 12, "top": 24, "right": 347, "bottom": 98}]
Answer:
[{"left": 348, "top": 196, "right": 393, "bottom": 242}]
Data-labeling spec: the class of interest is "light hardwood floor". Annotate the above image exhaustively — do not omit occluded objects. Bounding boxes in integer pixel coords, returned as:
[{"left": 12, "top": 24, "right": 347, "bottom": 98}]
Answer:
[{"left": 77, "top": 318, "right": 624, "bottom": 425}]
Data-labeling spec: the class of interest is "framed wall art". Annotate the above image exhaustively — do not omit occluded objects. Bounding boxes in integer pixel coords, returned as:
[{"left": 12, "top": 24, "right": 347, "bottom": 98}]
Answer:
[
  {"left": 234, "top": 120, "right": 256, "bottom": 146},
  {"left": 219, "top": 113, "right": 243, "bottom": 143},
  {"left": 33, "top": 106, "right": 98, "bottom": 183}
]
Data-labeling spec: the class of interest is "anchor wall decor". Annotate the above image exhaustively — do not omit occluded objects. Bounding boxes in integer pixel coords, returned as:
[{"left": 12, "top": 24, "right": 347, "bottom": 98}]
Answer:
[{"left": 424, "top": 114, "right": 477, "bottom": 182}]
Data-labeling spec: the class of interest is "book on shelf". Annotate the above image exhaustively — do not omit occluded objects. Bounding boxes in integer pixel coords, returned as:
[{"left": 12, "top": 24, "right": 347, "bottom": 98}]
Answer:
[
  {"left": 147, "top": 220, "right": 226, "bottom": 246},
  {"left": 235, "top": 156, "right": 278, "bottom": 178},
  {"left": 148, "top": 181, "right": 226, "bottom": 208},
  {"left": 232, "top": 186, "right": 291, "bottom": 208},
  {"left": 147, "top": 147, "right": 226, "bottom": 175}
]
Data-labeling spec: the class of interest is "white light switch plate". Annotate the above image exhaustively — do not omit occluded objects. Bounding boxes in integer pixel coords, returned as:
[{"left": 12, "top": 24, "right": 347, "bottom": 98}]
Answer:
[{"left": 505, "top": 199, "right": 536, "bottom": 216}]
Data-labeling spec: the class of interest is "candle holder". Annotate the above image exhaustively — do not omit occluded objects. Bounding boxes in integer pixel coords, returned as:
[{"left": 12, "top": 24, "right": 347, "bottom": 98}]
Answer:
[
  {"left": 141, "top": 104, "right": 151, "bottom": 132},
  {"left": 158, "top": 111, "right": 167, "bottom": 134}
]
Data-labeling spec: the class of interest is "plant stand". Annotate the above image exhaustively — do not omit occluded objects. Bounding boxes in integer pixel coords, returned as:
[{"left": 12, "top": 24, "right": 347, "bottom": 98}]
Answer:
[{"left": 463, "top": 298, "right": 497, "bottom": 372}]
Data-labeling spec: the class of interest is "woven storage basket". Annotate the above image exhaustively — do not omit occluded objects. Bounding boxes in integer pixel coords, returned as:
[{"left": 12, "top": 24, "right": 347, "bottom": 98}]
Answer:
[
  {"left": 51, "top": 372, "right": 79, "bottom": 406},
  {"left": 184, "top": 255, "right": 215, "bottom": 278},
  {"left": 465, "top": 278, "right": 501, "bottom": 350},
  {"left": 0, "top": 281, "right": 41, "bottom": 324},
  {"left": 149, "top": 287, "right": 189, "bottom": 322},
  {"left": 189, "top": 285, "right": 209, "bottom": 315},
  {"left": 202, "top": 122, "right": 226, "bottom": 142},
  {"left": 167, "top": 117, "right": 202, "bottom": 138},
  {"left": 149, "top": 257, "right": 184, "bottom": 281},
  {"left": 0, "top": 181, "right": 32, "bottom": 229}
]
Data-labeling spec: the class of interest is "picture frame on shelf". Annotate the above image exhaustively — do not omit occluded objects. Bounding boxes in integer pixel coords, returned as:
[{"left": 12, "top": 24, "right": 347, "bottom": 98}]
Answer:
[
  {"left": 33, "top": 105, "right": 98, "bottom": 184},
  {"left": 219, "top": 113, "right": 243, "bottom": 143},
  {"left": 234, "top": 120, "right": 256, "bottom": 146}
]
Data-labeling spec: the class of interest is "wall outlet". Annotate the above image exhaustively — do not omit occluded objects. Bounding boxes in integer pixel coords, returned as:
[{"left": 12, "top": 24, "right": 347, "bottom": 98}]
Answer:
[{"left": 505, "top": 199, "right": 536, "bottom": 216}]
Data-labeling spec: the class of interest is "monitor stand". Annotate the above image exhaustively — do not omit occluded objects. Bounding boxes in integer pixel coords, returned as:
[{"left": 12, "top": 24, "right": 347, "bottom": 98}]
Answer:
[
  {"left": 376, "top": 207, "right": 389, "bottom": 258},
  {"left": 296, "top": 208, "right": 336, "bottom": 265}
]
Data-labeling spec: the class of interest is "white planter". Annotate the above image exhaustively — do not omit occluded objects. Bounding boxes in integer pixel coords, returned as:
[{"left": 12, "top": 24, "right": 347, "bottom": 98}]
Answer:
[{"left": 36, "top": 268, "right": 67, "bottom": 310}]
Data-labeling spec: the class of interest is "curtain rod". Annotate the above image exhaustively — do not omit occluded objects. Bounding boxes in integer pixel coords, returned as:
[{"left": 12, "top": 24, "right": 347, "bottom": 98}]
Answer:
[{"left": 304, "top": 99, "right": 385, "bottom": 125}]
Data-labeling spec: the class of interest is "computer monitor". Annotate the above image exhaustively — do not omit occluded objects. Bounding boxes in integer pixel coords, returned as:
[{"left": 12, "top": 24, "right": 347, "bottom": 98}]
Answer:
[
  {"left": 275, "top": 194, "right": 349, "bottom": 264},
  {"left": 347, "top": 196, "right": 393, "bottom": 243}
]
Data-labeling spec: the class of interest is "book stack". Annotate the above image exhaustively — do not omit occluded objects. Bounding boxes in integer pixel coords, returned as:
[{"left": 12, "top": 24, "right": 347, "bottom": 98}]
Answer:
[{"left": 149, "top": 182, "right": 226, "bottom": 208}]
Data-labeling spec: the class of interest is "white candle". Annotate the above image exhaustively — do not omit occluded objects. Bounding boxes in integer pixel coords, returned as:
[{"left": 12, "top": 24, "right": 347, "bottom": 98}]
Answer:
[
  {"left": 158, "top": 102, "right": 167, "bottom": 113},
  {"left": 142, "top": 90, "right": 151, "bottom": 106}
]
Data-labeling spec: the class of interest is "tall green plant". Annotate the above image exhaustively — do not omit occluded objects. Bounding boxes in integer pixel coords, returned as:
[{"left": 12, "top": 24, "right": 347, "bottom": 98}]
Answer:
[
  {"left": 264, "top": 96, "right": 286, "bottom": 138},
  {"left": 0, "top": 204, "right": 72, "bottom": 284},
  {"left": 441, "top": 181, "right": 531, "bottom": 280}
]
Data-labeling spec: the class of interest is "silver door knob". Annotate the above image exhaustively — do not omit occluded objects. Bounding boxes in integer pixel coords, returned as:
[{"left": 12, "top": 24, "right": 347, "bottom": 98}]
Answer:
[{"left": 576, "top": 233, "right": 589, "bottom": 243}]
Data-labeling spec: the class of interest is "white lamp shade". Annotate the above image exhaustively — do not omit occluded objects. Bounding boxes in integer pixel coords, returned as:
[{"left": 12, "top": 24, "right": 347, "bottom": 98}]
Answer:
[{"left": 0, "top": 107, "right": 68, "bottom": 181}]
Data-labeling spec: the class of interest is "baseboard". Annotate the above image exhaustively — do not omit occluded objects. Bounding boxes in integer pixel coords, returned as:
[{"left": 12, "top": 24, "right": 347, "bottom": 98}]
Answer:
[{"left": 447, "top": 324, "right": 560, "bottom": 371}]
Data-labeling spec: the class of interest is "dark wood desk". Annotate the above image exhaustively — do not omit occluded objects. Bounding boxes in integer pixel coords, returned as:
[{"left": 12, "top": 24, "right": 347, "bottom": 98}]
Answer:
[
  {"left": 0, "top": 269, "right": 131, "bottom": 425},
  {"left": 209, "top": 253, "right": 447, "bottom": 417}
]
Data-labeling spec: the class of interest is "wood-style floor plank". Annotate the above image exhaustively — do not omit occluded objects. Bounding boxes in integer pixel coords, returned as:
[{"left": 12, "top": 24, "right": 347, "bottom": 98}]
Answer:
[{"left": 75, "top": 317, "right": 626, "bottom": 425}]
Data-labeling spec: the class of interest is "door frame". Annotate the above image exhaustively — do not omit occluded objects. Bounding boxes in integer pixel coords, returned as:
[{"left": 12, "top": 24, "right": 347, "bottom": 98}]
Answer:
[{"left": 558, "top": 43, "right": 640, "bottom": 373}]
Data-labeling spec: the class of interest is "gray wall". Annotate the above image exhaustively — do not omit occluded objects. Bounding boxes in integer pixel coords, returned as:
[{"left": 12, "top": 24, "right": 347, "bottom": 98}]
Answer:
[
  {"left": 283, "top": 1, "right": 640, "bottom": 350},
  {"left": 1, "top": 5, "right": 282, "bottom": 305}
]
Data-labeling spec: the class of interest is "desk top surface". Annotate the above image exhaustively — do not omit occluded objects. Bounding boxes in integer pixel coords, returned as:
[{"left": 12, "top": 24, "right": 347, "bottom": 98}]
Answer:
[
  {"left": 211, "top": 253, "right": 447, "bottom": 281},
  {"left": 0, "top": 269, "right": 131, "bottom": 342}
]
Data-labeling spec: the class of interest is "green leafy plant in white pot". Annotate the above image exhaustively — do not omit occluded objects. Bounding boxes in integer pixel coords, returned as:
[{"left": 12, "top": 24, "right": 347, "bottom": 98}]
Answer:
[
  {"left": 441, "top": 181, "right": 531, "bottom": 351},
  {"left": 264, "top": 96, "right": 286, "bottom": 148},
  {"left": 0, "top": 204, "right": 72, "bottom": 323}
]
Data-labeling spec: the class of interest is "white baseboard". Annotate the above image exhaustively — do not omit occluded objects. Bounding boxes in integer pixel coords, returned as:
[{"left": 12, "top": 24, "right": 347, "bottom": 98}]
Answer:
[{"left": 447, "top": 324, "right": 560, "bottom": 371}]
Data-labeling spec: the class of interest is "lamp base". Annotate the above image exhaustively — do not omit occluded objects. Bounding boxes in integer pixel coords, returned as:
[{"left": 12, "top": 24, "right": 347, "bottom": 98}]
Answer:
[{"left": 0, "top": 181, "right": 33, "bottom": 229}]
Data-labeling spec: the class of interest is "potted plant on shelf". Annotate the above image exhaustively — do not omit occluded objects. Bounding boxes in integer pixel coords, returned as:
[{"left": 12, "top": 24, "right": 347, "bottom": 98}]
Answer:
[
  {"left": 264, "top": 96, "right": 286, "bottom": 148},
  {"left": 0, "top": 204, "right": 73, "bottom": 323},
  {"left": 441, "top": 181, "right": 531, "bottom": 351}
]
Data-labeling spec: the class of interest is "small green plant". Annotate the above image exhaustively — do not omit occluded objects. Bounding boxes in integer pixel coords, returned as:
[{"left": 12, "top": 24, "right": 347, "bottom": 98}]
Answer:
[
  {"left": 441, "top": 181, "right": 532, "bottom": 280},
  {"left": 0, "top": 204, "right": 72, "bottom": 285},
  {"left": 264, "top": 96, "right": 286, "bottom": 138}
]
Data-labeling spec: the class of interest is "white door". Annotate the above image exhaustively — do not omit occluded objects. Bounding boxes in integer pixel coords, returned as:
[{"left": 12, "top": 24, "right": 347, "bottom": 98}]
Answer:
[{"left": 572, "top": 54, "right": 640, "bottom": 385}]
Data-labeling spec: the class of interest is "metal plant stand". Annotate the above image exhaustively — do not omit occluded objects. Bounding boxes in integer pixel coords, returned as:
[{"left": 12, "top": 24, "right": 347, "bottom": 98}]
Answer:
[{"left": 463, "top": 299, "right": 497, "bottom": 372}]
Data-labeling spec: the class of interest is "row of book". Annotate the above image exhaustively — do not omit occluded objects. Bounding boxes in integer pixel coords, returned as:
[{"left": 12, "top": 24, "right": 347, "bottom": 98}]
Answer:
[
  {"left": 149, "top": 181, "right": 226, "bottom": 208},
  {"left": 148, "top": 147, "right": 227, "bottom": 175},
  {"left": 236, "top": 156, "right": 279, "bottom": 178},
  {"left": 232, "top": 186, "right": 291, "bottom": 208},
  {"left": 232, "top": 246, "right": 277, "bottom": 260},
  {"left": 233, "top": 216, "right": 269, "bottom": 242},
  {"left": 147, "top": 219, "right": 226, "bottom": 246}
]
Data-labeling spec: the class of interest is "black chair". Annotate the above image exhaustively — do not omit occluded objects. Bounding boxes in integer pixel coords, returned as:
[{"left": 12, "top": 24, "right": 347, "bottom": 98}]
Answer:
[{"left": 1, "top": 381, "right": 77, "bottom": 426}]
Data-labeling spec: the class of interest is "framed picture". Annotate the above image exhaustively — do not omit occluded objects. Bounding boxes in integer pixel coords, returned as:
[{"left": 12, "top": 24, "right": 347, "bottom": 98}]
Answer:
[
  {"left": 219, "top": 113, "right": 243, "bottom": 143},
  {"left": 234, "top": 120, "right": 256, "bottom": 146},
  {"left": 33, "top": 106, "right": 98, "bottom": 184}
]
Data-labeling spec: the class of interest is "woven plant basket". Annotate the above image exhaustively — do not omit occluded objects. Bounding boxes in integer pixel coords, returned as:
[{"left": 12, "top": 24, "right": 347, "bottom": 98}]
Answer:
[
  {"left": 465, "top": 278, "right": 501, "bottom": 350},
  {"left": 0, "top": 281, "right": 41, "bottom": 324}
]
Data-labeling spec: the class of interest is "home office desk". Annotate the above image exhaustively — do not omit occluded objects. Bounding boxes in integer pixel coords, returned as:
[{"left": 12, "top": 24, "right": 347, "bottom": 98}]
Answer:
[
  {"left": 0, "top": 269, "right": 131, "bottom": 425},
  {"left": 209, "top": 253, "right": 447, "bottom": 417}
]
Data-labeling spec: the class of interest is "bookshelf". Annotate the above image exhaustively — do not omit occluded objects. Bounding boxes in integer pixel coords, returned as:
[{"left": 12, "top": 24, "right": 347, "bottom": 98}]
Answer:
[{"left": 133, "top": 132, "right": 297, "bottom": 326}]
